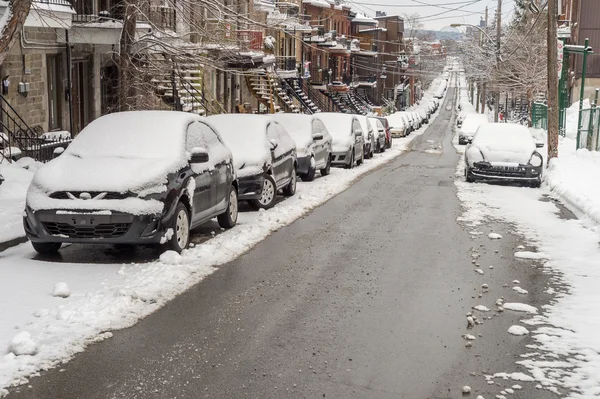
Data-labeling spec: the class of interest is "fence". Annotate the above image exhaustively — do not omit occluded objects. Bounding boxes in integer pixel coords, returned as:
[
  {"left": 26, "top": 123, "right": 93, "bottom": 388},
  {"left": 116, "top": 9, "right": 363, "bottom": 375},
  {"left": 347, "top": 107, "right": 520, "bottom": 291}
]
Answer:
[
  {"left": 577, "top": 107, "right": 600, "bottom": 151},
  {"left": 531, "top": 102, "right": 548, "bottom": 130}
]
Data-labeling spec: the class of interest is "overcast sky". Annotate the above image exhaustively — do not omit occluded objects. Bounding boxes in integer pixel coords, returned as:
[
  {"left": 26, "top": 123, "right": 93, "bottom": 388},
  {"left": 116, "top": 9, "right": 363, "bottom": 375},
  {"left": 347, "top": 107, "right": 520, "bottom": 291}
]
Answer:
[{"left": 348, "top": 0, "right": 517, "bottom": 31}]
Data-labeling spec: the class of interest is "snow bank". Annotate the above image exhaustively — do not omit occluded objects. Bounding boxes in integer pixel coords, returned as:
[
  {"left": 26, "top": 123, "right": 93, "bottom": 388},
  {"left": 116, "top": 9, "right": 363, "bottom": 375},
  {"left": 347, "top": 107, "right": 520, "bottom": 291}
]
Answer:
[
  {"left": 0, "top": 160, "right": 40, "bottom": 243},
  {"left": 52, "top": 283, "right": 70, "bottom": 298},
  {"left": 508, "top": 325, "right": 530, "bottom": 336},
  {"left": 7, "top": 332, "right": 37, "bottom": 356},
  {"left": 0, "top": 89, "right": 450, "bottom": 394},
  {"left": 501, "top": 303, "right": 538, "bottom": 314}
]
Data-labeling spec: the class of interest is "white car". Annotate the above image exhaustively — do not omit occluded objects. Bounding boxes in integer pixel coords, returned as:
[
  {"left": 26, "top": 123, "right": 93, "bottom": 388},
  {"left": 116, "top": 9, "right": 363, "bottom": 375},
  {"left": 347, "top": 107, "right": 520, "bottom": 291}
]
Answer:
[
  {"left": 356, "top": 115, "right": 375, "bottom": 159},
  {"left": 385, "top": 113, "right": 407, "bottom": 137},
  {"left": 465, "top": 123, "right": 544, "bottom": 188},
  {"left": 458, "top": 113, "right": 489, "bottom": 145}
]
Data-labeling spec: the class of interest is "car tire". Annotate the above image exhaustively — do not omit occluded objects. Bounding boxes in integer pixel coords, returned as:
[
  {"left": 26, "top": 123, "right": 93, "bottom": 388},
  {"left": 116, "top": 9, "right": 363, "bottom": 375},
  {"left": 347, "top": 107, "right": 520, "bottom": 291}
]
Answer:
[
  {"left": 31, "top": 241, "right": 62, "bottom": 255},
  {"left": 217, "top": 185, "right": 238, "bottom": 228},
  {"left": 283, "top": 168, "right": 297, "bottom": 196},
  {"left": 165, "top": 202, "right": 190, "bottom": 253},
  {"left": 465, "top": 166, "right": 475, "bottom": 183},
  {"left": 250, "top": 174, "right": 277, "bottom": 210},
  {"left": 346, "top": 152, "right": 355, "bottom": 169},
  {"left": 380, "top": 142, "right": 386, "bottom": 153},
  {"left": 320, "top": 157, "right": 331, "bottom": 176},
  {"left": 357, "top": 152, "right": 364, "bottom": 166},
  {"left": 302, "top": 158, "right": 316, "bottom": 182},
  {"left": 387, "top": 138, "right": 392, "bottom": 149}
]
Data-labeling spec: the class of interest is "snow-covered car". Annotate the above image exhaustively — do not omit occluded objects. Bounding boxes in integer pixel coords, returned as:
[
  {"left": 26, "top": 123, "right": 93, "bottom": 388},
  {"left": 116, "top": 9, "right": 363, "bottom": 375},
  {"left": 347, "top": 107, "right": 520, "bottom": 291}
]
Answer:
[
  {"left": 458, "top": 113, "right": 489, "bottom": 145},
  {"left": 410, "top": 111, "right": 422, "bottom": 129},
  {"left": 23, "top": 111, "right": 238, "bottom": 254},
  {"left": 271, "top": 114, "right": 332, "bottom": 181},
  {"left": 327, "top": 81, "right": 349, "bottom": 93},
  {"left": 465, "top": 123, "right": 544, "bottom": 188},
  {"left": 416, "top": 107, "right": 429, "bottom": 124},
  {"left": 367, "top": 117, "right": 387, "bottom": 153},
  {"left": 397, "top": 112, "right": 414, "bottom": 134},
  {"left": 318, "top": 113, "right": 365, "bottom": 169},
  {"left": 385, "top": 113, "right": 407, "bottom": 138},
  {"left": 357, "top": 115, "right": 375, "bottom": 159},
  {"left": 208, "top": 114, "right": 297, "bottom": 210},
  {"left": 372, "top": 116, "right": 392, "bottom": 148}
]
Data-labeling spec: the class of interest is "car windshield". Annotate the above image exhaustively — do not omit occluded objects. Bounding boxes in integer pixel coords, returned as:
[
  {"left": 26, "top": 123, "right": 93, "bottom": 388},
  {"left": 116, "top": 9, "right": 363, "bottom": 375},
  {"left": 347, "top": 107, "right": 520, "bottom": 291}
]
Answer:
[
  {"left": 271, "top": 114, "right": 312, "bottom": 149},
  {"left": 473, "top": 124, "right": 535, "bottom": 150},
  {"left": 461, "top": 114, "right": 489, "bottom": 134},
  {"left": 65, "top": 111, "right": 189, "bottom": 160}
]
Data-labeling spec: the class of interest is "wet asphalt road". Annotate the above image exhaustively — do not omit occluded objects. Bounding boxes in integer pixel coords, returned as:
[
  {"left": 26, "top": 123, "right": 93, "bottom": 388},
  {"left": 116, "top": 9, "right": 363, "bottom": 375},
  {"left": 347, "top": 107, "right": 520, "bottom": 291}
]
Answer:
[{"left": 8, "top": 87, "right": 559, "bottom": 398}]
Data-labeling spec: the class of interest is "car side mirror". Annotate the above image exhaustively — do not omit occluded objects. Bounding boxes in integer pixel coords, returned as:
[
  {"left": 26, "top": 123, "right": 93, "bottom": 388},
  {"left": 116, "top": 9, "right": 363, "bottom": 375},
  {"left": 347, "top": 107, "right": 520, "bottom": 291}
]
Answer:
[
  {"left": 467, "top": 138, "right": 473, "bottom": 144},
  {"left": 190, "top": 147, "right": 209, "bottom": 164},
  {"left": 536, "top": 141, "right": 544, "bottom": 148},
  {"left": 269, "top": 139, "right": 278, "bottom": 149},
  {"left": 354, "top": 129, "right": 362, "bottom": 137},
  {"left": 312, "top": 134, "right": 324, "bottom": 141}
]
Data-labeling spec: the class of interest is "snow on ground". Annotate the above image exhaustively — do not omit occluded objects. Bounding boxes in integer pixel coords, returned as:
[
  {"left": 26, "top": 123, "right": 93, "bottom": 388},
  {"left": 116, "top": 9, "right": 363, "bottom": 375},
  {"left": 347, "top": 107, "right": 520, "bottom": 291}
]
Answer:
[
  {"left": 456, "top": 164, "right": 600, "bottom": 397},
  {"left": 508, "top": 325, "right": 530, "bottom": 336},
  {"left": 0, "top": 87, "right": 450, "bottom": 394},
  {"left": 0, "top": 159, "right": 41, "bottom": 243}
]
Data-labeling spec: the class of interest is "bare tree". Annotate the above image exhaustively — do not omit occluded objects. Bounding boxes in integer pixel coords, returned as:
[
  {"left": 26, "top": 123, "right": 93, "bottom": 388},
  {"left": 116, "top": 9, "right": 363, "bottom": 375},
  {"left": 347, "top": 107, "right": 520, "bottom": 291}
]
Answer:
[
  {"left": 403, "top": 13, "right": 423, "bottom": 42},
  {"left": 0, "top": 0, "right": 32, "bottom": 65}
]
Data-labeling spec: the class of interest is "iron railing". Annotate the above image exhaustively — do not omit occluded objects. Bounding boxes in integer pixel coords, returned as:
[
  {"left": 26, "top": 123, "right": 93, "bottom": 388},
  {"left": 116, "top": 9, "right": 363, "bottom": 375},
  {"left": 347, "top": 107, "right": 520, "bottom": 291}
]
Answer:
[
  {"left": 35, "top": 0, "right": 72, "bottom": 6},
  {"left": 276, "top": 57, "right": 297, "bottom": 72}
]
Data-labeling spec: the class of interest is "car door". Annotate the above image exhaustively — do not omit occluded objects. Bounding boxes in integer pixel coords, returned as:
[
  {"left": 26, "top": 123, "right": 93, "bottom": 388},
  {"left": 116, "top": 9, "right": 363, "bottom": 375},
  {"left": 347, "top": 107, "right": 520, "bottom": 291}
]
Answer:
[
  {"left": 195, "top": 121, "right": 231, "bottom": 212},
  {"left": 274, "top": 122, "right": 295, "bottom": 183},
  {"left": 311, "top": 119, "right": 325, "bottom": 168},
  {"left": 185, "top": 121, "right": 215, "bottom": 222},
  {"left": 351, "top": 119, "right": 363, "bottom": 158},
  {"left": 266, "top": 122, "right": 286, "bottom": 187}
]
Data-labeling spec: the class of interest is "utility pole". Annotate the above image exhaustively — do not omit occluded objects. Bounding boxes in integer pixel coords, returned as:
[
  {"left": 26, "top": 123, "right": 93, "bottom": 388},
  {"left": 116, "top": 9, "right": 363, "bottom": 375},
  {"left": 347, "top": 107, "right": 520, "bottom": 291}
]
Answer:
[
  {"left": 547, "top": 0, "right": 559, "bottom": 159},
  {"left": 481, "top": 7, "right": 488, "bottom": 115},
  {"left": 494, "top": 0, "right": 501, "bottom": 122}
]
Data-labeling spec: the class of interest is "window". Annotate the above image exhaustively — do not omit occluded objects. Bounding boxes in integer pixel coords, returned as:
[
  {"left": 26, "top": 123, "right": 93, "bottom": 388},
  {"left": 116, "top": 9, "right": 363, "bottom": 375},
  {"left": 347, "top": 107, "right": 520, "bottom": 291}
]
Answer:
[{"left": 186, "top": 121, "right": 222, "bottom": 153}]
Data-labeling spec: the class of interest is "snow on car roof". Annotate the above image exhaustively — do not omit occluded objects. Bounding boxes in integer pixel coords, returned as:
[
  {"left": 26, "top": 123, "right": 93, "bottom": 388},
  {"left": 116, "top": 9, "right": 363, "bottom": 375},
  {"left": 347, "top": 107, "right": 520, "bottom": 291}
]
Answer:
[
  {"left": 461, "top": 113, "right": 489, "bottom": 134},
  {"left": 271, "top": 114, "right": 315, "bottom": 150},
  {"left": 66, "top": 111, "right": 196, "bottom": 160},
  {"left": 317, "top": 113, "right": 355, "bottom": 139},
  {"left": 207, "top": 114, "right": 272, "bottom": 171},
  {"left": 385, "top": 113, "right": 406, "bottom": 127},
  {"left": 356, "top": 115, "right": 371, "bottom": 135}
]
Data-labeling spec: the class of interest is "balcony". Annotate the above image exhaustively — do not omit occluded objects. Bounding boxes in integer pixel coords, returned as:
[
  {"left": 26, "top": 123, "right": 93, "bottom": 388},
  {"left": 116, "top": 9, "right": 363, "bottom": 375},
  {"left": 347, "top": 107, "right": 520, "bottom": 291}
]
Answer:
[
  {"left": 275, "top": 57, "right": 297, "bottom": 78},
  {"left": 237, "top": 30, "right": 263, "bottom": 51},
  {"left": 35, "top": 0, "right": 72, "bottom": 5},
  {"left": 24, "top": 0, "right": 75, "bottom": 29}
]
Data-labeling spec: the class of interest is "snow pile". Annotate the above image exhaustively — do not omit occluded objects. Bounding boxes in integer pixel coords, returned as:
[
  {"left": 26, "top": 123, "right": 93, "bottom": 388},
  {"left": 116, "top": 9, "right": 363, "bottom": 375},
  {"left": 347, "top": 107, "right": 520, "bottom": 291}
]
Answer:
[
  {"left": 501, "top": 302, "right": 538, "bottom": 314},
  {"left": 52, "top": 283, "right": 70, "bottom": 298},
  {"left": 7, "top": 332, "right": 37, "bottom": 356},
  {"left": 488, "top": 233, "right": 502, "bottom": 239},
  {"left": 508, "top": 325, "right": 529, "bottom": 336},
  {"left": 0, "top": 159, "right": 41, "bottom": 243},
  {"left": 0, "top": 85, "right": 451, "bottom": 394}
]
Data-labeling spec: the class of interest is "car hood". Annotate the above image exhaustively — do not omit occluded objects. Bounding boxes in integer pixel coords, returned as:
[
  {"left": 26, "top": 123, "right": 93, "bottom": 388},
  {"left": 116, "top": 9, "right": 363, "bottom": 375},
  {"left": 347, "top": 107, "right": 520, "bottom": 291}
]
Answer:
[
  {"left": 332, "top": 136, "right": 353, "bottom": 153},
  {"left": 477, "top": 143, "right": 534, "bottom": 164},
  {"left": 31, "top": 154, "right": 184, "bottom": 194}
]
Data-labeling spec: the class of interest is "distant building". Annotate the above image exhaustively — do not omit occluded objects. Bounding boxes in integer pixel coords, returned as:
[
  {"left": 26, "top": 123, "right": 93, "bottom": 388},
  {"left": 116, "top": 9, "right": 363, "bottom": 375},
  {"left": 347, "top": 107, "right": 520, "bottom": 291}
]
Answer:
[{"left": 376, "top": 11, "right": 387, "bottom": 17}]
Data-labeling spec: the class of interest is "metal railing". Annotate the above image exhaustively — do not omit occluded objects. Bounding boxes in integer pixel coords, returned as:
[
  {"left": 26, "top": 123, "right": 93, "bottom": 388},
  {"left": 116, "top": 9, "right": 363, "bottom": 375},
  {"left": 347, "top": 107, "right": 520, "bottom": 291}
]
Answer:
[
  {"left": 35, "top": 0, "right": 71, "bottom": 6},
  {"left": 531, "top": 102, "right": 548, "bottom": 131},
  {"left": 276, "top": 57, "right": 297, "bottom": 72},
  {"left": 150, "top": 7, "right": 176, "bottom": 31}
]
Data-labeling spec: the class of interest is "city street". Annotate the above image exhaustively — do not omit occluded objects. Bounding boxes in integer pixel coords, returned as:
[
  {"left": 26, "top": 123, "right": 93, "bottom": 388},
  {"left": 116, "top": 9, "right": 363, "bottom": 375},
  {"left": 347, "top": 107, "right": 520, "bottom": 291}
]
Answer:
[{"left": 5, "top": 89, "right": 562, "bottom": 398}]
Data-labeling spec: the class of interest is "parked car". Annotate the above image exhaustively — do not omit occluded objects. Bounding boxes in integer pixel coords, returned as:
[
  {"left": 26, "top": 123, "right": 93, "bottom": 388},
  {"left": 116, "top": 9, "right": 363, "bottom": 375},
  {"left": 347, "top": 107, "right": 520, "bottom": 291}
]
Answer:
[
  {"left": 372, "top": 116, "right": 392, "bottom": 148},
  {"left": 208, "top": 114, "right": 297, "bottom": 210},
  {"left": 458, "top": 113, "right": 489, "bottom": 145},
  {"left": 271, "top": 114, "right": 332, "bottom": 181},
  {"left": 23, "top": 111, "right": 238, "bottom": 254},
  {"left": 411, "top": 111, "right": 422, "bottom": 129},
  {"left": 318, "top": 113, "right": 365, "bottom": 169},
  {"left": 417, "top": 107, "right": 429, "bottom": 124},
  {"left": 367, "top": 117, "right": 387, "bottom": 153},
  {"left": 357, "top": 115, "right": 375, "bottom": 159},
  {"left": 397, "top": 112, "right": 414, "bottom": 134},
  {"left": 328, "top": 81, "right": 350, "bottom": 93},
  {"left": 385, "top": 113, "right": 408, "bottom": 138},
  {"left": 465, "top": 123, "right": 544, "bottom": 188}
]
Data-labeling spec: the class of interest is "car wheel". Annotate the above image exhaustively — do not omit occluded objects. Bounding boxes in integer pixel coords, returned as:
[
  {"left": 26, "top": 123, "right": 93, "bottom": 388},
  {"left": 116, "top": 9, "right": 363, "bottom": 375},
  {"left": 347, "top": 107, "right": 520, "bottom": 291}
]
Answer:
[
  {"left": 346, "top": 152, "right": 355, "bottom": 169},
  {"left": 357, "top": 151, "right": 364, "bottom": 166},
  {"left": 31, "top": 241, "right": 62, "bottom": 255},
  {"left": 320, "top": 156, "right": 331, "bottom": 176},
  {"left": 165, "top": 202, "right": 190, "bottom": 253},
  {"left": 465, "top": 166, "right": 475, "bottom": 183},
  {"left": 387, "top": 138, "right": 392, "bottom": 148},
  {"left": 217, "top": 185, "right": 238, "bottom": 228},
  {"left": 250, "top": 174, "right": 277, "bottom": 210},
  {"left": 283, "top": 168, "right": 297, "bottom": 196},
  {"left": 302, "top": 158, "right": 317, "bottom": 181}
]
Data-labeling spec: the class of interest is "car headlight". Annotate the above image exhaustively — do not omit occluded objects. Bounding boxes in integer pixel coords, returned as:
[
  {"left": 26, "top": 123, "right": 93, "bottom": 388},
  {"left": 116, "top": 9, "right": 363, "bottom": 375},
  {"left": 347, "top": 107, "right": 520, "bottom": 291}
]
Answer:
[
  {"left": 529, "top": 153, "right": 543, "bottom": 167},
  {"left": 466, "top": 147, "right": 484, "bottom": 164}
]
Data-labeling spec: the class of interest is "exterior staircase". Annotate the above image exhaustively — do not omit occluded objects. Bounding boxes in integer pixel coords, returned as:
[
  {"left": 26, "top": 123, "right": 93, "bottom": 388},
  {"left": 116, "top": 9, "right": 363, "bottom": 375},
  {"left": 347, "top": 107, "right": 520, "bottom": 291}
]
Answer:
[{"left": 246, "top": 71, "right": 301, "bottom": 113}]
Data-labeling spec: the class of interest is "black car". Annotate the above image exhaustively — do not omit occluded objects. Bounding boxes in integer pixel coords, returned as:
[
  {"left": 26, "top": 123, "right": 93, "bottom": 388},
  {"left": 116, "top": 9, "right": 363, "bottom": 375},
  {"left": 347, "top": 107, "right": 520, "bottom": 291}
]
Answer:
[
  {"left": 207, "top": 114, "right": 298, "bottom": 210},
  {"left": 23, "top": 111, "right": 238, "bottom": 254}
]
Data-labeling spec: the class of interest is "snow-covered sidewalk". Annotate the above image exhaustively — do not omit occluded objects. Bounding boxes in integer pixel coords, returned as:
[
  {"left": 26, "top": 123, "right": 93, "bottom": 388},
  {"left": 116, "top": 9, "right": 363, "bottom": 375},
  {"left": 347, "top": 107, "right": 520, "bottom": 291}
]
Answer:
[{"left": 0, "top": 86, "right": 451, "bottom": 396}]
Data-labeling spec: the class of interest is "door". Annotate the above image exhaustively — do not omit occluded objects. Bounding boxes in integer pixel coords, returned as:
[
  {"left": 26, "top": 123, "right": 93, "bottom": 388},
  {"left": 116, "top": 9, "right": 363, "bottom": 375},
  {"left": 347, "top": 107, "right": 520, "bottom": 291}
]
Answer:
[
  {"left": 351, "top": 119, "right": 363, "bottom": 159},
  {"left": 266, "top": 123, "right": 286, "bottom": 186},
  {"left": 195, "top": 121, "right": 230, "bottom": 211},
  {"left": 71, "top": 60, "right": 91, "bottom": 134},
  {"left": 46, "top": 55, "right": 62, "bottom": 131},
  {"left": 186, "top": 121, "right": 214, "bottom": 222},
  {"left": 311, "top": 119, "right": 326, "bottom": 169}
]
